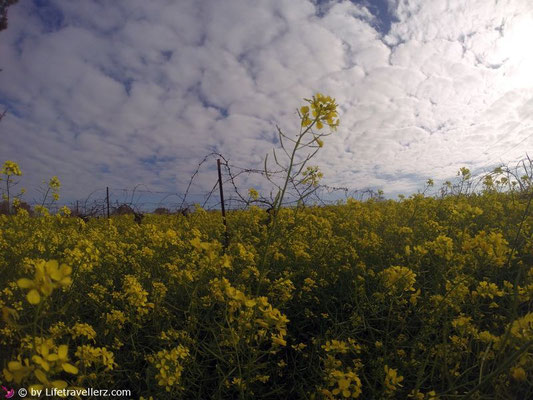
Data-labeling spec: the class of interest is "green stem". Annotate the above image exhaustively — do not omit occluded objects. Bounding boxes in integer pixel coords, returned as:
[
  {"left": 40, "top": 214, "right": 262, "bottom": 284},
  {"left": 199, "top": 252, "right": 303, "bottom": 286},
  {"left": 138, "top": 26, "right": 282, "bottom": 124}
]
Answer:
[{"left": 256, "top": 118, "right": 319, "bottom": 295}]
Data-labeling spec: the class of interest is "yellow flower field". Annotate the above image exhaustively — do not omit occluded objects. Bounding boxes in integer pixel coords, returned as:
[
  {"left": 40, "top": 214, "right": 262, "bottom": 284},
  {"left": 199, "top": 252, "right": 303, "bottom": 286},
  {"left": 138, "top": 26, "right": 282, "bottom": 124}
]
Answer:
[{"left": 1, "top": 191, "right": 532, "bottom": 399}]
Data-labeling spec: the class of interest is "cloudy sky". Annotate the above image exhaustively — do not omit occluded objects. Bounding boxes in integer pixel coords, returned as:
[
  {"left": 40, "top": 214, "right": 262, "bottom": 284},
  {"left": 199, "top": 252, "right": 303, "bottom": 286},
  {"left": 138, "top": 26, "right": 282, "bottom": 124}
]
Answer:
[{"left": 1, "top": 0, "right": 533, "bottom": 208}]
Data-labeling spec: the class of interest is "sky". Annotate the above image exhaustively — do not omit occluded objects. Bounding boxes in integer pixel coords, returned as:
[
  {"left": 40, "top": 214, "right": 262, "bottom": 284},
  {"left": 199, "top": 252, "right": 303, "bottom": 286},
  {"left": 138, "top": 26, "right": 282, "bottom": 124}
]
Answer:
[{"left": 1, "top": 0, "right": 533, "bottom": 209}]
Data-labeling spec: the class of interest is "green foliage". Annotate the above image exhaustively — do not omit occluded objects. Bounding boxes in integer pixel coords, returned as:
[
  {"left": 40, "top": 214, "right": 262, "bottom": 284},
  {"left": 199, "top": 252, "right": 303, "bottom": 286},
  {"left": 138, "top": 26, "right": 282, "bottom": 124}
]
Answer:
[{"left": 1, "top": 191, "right": 532, "bottom": 399}]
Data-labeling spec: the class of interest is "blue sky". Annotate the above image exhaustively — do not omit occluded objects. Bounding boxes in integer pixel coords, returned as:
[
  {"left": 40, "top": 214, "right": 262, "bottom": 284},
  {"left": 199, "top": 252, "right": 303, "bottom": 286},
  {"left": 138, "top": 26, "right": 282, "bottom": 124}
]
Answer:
[{"left": 1, "top": 0, "right": 533, "bottom": 208}]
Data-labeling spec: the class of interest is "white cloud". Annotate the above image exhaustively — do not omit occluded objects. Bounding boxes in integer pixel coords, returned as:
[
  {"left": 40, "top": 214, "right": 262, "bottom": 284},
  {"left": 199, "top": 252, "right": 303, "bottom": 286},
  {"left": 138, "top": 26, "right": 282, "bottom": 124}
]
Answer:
[{"left": 1, "top": 0, "right": 533, "bottom": 208}]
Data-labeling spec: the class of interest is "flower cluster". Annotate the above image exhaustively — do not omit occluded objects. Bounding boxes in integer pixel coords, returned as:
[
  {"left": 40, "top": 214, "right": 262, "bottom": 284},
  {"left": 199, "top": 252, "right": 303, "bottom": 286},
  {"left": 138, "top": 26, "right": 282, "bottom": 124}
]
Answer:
[
  {"left": 379, "top": 265, "right": 416, "bottom": 294},
  {"left": 300, "top": 93, "right": 339, "bottom": 130},
  {"left": 323, "top": 368, "right": 363, "bottom": 399},
  {"left": 121, "top": 275, "right": 154, "bottom": 317},
  {"left": 210, "top": 277, "right": 289, "bottom": 348},
  {"left": 75, "top": 345, "right": 116, "bottom": 371},
  {"left": 319, "top": 339, "right": 363, "bottom": 399},
  {"left": 48, "top": 176, "right": 61, "bottom": 201},
  {"left": 1, "top": 160, "right": 22, "bottom": 176},
  {"left": 301, "top": 166, "right": 324, "bottom": 187},
  {"left": 70, "top": 323, "right": 97, "bottom": 341},
  {"left": 383, "top": 365, "right": 404, "bottom": 394},
  {"left": 17, "top": 260, "right": 72, "bottom": 304},
  {"left": 146, "top": 345, "right": 190, "bottom": 392},
  {"left": 3, "top": 337, "right": 78, "bottom": 391}
]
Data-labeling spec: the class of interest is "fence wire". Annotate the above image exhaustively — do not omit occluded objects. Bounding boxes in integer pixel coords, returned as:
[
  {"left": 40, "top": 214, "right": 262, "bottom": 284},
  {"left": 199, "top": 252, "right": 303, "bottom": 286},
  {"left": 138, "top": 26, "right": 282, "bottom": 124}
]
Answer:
[{"left": 6, "top": 152, "right": 531, "bottom": 217}]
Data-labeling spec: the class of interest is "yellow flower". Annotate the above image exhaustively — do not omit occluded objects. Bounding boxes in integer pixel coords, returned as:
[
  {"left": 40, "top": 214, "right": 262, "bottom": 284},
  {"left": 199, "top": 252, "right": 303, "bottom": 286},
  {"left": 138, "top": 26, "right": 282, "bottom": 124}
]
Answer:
[
  {"left": 323, "top": 340, "right": 349, "bottom": 354},
  {"left": 327, "top": 369, "right": 362, "bottom": 399},
  {"left": 291, "top": 343, "right": 307, "bottom": 351},
  {"left": 384, "top": 365, "right": 403, "bottom": 392},
  {"left": 122, "top": 275, "right": 153, "bottom": 317},
  {"left": 302, "top": 166, "right": 323, "bottom": 186},
  {"left": 1, "top": 160, "right": 22, "bottom": 176},
  {"left": 511, "top": 366, "right": 526, "bottom": 381},
  {"left": 4, "top": 339, "right": 77, "bottom": 390},
  {"left": 271, "top": 333, "right": 287, "bottom": 346},
  {"left": 380, "top": 266, "right": 416, "bottom": 294},
  {"left": 17, "top": 260, "right": 72, "bottom": 305},
  {"left": 300, "top": 93, "right": 339, "bottom": 129},
  {"left": 409, "top": 389, "right": 439, "bottom": 399},
  {"left": 48, "top": 176, "right": 61, "bottom": 189},
  {"left": 147, "top": 345, "right": 189, "bottom": 392},
  {"left": 70, "top": 323, "right": 97, "bottom": 341},
  {"left": 301, "top": 116, "right": 312, "bottom": 127},
  {"left": 3, "top": 358, "right": 32, "bottom": 383},
  {"left": 75, "top": 345, "right": 117, "bottom": 371},
  {"left": 248, "top": 188, "right": 259, "bottom": 200},
  {"left": 307, "top": 93, "right": 339, "bottom": 130},
  {"left": 33, "top": 342, "right": 78, "bottom": 374},
  {"left": 509, "top": 313, "right": 533, "bottom": 339}
]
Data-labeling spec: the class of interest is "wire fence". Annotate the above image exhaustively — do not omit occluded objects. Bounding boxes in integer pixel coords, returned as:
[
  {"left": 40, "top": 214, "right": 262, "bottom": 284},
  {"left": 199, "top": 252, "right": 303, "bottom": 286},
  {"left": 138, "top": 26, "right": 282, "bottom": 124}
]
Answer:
[
  {"left": 8, "top": 152, "right": 385, "bottom": 216},
  {"left": 21, "top": 182, "right": 379, "bottom": 216},
  {"left": 4, "top": 152, "right": 533, "bottom": 217}
]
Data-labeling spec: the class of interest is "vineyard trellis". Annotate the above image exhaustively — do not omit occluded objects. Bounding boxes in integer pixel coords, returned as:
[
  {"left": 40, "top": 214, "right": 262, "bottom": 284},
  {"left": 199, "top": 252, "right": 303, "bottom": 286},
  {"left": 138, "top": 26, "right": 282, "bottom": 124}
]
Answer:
[{"left": 3, "top": 152, "right": 533, "bottom": 218}]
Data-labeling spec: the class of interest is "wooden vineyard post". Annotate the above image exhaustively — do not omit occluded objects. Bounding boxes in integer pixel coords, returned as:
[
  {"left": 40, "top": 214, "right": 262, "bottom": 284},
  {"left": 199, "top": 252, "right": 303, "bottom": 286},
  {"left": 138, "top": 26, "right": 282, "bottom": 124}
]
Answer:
[
  {"left": 217, "top": 159, "right": 229, "bottom": 251},
  {"left": 106, "top": 187, "right": 110, "bottom": 219}
]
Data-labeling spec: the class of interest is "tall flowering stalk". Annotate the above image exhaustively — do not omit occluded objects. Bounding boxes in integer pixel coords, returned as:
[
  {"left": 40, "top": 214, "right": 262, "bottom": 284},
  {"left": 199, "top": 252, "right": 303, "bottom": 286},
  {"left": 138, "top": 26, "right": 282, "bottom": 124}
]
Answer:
[
  {"left": 258, "top": 93, "right": 339, "bottom": 277},
  {"left": 1, "top": 160, "right": 24, "bottom": 214},
  {"left": 265, "top": 93, "right": 339, "bottom": 215}
]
